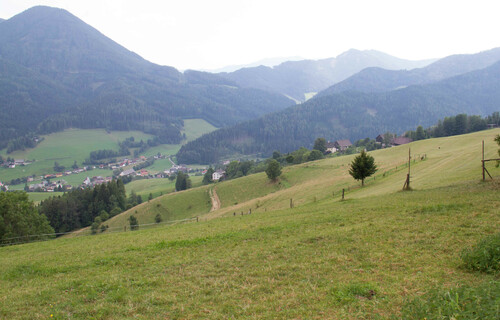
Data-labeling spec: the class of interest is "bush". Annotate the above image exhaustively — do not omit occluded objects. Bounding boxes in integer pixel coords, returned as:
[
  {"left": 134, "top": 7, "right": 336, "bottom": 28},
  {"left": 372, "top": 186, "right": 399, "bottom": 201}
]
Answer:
[
  {"left": 155, "top": 213, "right": 162, "bottom": 224},
  {"left": 128, "top": 215, "right": 139, "bottom": 231},
  {"left": 461, "top": 232, "right": 500, "bottom": 273},
  {"left": 401, "top": 281, "right": 500, "bottom": 319},
  {"left": 330, "top": 282, "right": 377, "bottom": 304}
]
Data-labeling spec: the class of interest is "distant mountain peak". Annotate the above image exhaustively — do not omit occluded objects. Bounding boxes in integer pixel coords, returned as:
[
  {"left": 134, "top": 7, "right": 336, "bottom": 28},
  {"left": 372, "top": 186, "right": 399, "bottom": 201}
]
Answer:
[{"left": 219, "top": 49, "right": 436, "bottom": 102}]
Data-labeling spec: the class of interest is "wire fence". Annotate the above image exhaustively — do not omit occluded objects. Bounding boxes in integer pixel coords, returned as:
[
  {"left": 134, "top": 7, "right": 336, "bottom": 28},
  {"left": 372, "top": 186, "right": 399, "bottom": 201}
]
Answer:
[
  {"left": 0, "top": 153, "right": 431, "bottom": 247},
  {"left": 0, "top": 217, "right": 198, "bottom": 247}
]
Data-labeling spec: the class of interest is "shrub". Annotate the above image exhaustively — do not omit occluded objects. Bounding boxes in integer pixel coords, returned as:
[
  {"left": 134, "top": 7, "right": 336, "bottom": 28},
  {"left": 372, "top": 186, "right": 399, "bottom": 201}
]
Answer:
[
  {"left": 155, "top": 213, "right": 162, "bottom": 224},
  {"left": 401, "top": 281, "right": 500, "bottom": 319},
  {"left": 461, "top": 232, "right": 500, "bottom": 273},
  {"left": 128, "top": 215, "right": 139, "bottom": 231},
  {"left": 330, "top": 282, "right": 377, "bottom": 304}
]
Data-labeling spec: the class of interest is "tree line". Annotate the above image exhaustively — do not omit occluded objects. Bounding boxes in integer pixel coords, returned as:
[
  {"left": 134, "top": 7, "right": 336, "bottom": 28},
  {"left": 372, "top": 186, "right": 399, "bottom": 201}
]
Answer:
[
  {"left": 405, "top": 112, "right": 499, "bottom": 141},
  {"left": 38, "top": 179, "right": 127, "bottom": 234}
]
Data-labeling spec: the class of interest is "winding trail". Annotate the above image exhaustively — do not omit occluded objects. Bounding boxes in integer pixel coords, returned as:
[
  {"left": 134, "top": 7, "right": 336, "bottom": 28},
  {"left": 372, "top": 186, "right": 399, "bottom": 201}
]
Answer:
[{"left": 209, "top": 187, "right": 221, "bottom": 212}]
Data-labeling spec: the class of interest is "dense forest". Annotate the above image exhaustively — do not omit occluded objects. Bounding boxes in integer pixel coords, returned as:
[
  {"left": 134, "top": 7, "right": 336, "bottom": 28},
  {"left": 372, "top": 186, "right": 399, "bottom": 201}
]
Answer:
[
  {"left": 177, "top": 61, "right": 500, "bottom": 164},
  {"left": 38, "top": 179, "right": 127, "bottom": 234}
]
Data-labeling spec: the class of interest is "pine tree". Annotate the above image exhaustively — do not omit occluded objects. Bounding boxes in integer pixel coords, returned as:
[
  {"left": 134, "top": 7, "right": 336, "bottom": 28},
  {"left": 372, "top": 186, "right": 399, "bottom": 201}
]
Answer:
[{"left": 348, "top": 150, "right": 377, "bottom": 186}]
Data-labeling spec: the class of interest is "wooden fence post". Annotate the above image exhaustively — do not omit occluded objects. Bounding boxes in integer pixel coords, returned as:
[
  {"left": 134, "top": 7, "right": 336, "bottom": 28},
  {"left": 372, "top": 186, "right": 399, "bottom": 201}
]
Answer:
[
  {"left": 482, "top": 140, "right": 485, "bottom": 181},
  {"left": 342, "top": 189, "right": 345, "bottom": 200}
]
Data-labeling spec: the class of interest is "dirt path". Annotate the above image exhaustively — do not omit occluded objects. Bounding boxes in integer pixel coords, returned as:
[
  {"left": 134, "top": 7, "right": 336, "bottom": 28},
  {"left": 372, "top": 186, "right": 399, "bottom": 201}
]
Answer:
[{"left": 209, "top": 187, "right": 221, "bottom": 212}]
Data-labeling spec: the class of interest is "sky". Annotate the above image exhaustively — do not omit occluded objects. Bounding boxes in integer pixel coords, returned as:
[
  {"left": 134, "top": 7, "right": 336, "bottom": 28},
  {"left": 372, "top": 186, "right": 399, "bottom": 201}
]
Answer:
[{"left": 1, "top": 0, "right": 500, "bottom": 71}]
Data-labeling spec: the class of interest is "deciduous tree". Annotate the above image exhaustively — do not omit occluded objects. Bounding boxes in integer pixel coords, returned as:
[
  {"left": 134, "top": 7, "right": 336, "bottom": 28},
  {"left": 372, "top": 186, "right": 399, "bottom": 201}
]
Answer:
[{"left": 265, "top": 159, "right": 282, "bottom": 181}]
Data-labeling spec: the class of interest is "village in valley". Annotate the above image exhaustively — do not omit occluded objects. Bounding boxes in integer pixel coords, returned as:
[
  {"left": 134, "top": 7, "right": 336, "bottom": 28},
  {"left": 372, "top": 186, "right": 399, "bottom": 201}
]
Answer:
[{"left": 0, "top": 133, "right": 414, "bottom": 193}]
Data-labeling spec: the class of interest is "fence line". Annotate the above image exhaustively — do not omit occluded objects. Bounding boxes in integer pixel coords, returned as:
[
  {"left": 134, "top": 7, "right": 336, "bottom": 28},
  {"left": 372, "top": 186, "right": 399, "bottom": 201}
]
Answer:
[{"left": 0, "top": 217, "right": 197, "bottom": 247}]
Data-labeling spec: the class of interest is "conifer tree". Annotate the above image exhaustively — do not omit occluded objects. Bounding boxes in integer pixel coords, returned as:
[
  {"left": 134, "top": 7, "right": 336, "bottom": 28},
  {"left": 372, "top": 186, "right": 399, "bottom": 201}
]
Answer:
[{"left": 348, "top": 150, "right": 377, "bottom": 186}]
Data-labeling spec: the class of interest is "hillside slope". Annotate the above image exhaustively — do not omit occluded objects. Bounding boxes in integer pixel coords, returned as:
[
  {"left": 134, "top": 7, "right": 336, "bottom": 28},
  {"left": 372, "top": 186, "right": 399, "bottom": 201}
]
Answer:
[
  {"left": 0, "top": 6, "right": 293, "bottom": 147},
  {"left": 178, "top": 62, "right": 500, "bottom": 164},
  {"left": 219, "top": 49, "right": 434, "bottom": 102},
  {"left": 104, "top": 129, "right": 500, "bottom": 230},
  {"left": 1, "top": 130, "right": 499, "bottom": 319},
  {"left": 316, "top": 47, "right": 500, "bottom": 97}
]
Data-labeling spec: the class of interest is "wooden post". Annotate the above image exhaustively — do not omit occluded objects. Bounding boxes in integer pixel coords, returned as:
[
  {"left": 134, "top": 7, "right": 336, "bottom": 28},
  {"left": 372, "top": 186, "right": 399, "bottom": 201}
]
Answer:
[
  {"left": 290, "top": 198, "right": 293, "bottom": 208},
  {"left": 233, "top": 212, "right": 235, "bottom": 216},
  {"left": 249, "top": 208, "right": 251, "bottom": 214},
  {"left": 124, "top": 226, "right": 126, "bottom": 232},
  {"left": 196, "top": 217, "right": 199, "bottom": 222},
  {"left": 342, "top": 188, "right": 345, "bottom": 200},
  {"left": 403, "top": 148, "right": 411, "bottom": 190},
  {"left": 482, "top": 140, "right": 485, "bottom": 181}
]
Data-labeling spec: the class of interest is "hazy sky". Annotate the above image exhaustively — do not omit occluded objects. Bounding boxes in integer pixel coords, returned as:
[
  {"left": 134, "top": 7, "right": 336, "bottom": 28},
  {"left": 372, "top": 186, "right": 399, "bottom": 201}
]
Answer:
[{"left": 2, "top": 0, "right": 500, "bottom": 71}]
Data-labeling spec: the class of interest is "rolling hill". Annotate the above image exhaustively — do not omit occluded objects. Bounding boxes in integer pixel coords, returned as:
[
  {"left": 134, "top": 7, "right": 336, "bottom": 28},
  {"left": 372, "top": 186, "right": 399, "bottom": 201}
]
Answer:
[
  {"left": 1, "top": 130, "right": 499, "bottom": 318},
  {"left": 97, "top": 129, "right": 500, "bottom": 230},
  {"left": 0, "top": 6, "right": 293, "bottom": 149},
  {"left": 316, "top": 47, "right": 500, "bottom": 97},
  {"left": 177, "top": 61, "right": 500, "bottom": 164},
  {"left": 218, "top": 49, "right": 435, "bottom": 102}
]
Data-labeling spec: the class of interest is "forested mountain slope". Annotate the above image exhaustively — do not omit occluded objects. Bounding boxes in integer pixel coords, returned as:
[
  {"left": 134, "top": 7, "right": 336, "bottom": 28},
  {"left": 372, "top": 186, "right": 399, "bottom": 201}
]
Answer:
[
  {"left": 177, "top": 61, "right": 500, "bottom": 164},
  {"left": 317, "top": 47, "right": 500, "bottom": 97},
  {"left": 0, "top": 6, "right": 293, "bottom": 148},
  {"left": 219, "top": 49, "right": 434, "bottom": 102}
]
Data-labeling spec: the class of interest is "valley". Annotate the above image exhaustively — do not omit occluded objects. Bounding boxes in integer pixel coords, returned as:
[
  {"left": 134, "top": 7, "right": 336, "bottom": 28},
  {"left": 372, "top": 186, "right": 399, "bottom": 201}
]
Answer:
[
  {"left": 1, "top": 4, "right": 500, "bottom": 319},
  {"left": 0, "top": 130, "right": 499, "bottom": 318},
  {"left": 0, "top": 119, "right": 216, "bottom": 202}
]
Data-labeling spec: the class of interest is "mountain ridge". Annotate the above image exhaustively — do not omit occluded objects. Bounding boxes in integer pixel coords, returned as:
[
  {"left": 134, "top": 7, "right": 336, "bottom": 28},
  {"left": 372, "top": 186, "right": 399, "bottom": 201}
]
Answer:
[
  {"left": 317, "top": 47, "right": 500, "bottom": 97},
  {"left": 177, "top": 60, "right": 500, "bottom": 164},
  {"left": 218, "top": 49, "right": 436, "bottom": 102},
  {"left": 0, "top": 6, "right": 294, "bottom": 149}
]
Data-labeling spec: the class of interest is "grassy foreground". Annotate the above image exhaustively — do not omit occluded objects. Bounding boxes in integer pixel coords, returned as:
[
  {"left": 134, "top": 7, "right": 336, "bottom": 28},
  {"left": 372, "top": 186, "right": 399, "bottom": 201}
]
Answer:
[
  {"left": 0, "top": 129, "right": 499, "bottom": 319},
  {"left": 0, "top": 179, "right": 498, "bottom": 319}
]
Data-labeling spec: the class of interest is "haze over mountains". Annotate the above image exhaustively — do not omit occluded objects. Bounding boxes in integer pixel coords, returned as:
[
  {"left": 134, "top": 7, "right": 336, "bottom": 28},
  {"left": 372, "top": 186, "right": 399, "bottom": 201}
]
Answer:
[
  {"left": 218, "top": 50, "right": 436, "bottom": 102},
  {"left": 178, "top": 53, "right": 500, "bottom": 163},
  {"left": 200, "top": 56, "right": 304, "bottom": 73},
  {"left": 0, "top": 6, "right": 293, "bottom": 147},
  {"left": 1, "top": 5, "right": 500, "bottom": 165},
  {"left": 317, "top": 47, "right": 500, "bottom": 97}
]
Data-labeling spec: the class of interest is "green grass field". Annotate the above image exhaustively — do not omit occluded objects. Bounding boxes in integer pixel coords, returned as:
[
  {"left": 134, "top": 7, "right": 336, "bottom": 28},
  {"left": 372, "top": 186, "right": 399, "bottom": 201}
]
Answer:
[
  {"left": 0, "top": 119, "right": 216, "bottom": 183},
  {"left": 0, "top": 129, "right": 152, "bottom": 182},
  {"left": 181, "top": 119, "right": 217, "bottom": 142},
  {"left": 27, "top": 192, "right": 64, "bottom": 204},
  {"left": 0, "top": 129, "right": 499, "bottom": 318},
  {"left": 124, "top": 175, "right": 203, "bottom": 199}
]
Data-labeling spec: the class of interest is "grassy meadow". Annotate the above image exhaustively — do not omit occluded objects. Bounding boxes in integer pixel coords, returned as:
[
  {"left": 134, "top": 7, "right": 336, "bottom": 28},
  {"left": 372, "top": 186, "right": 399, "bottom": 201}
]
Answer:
[
  {"left": 0, "top": 129, "right": 499, "bottom": 318},
  {"left": 0, "top": 119, "right": 217, "bottom": 183},
  {"left": 124, "top": 175, "right": 203, "bottom": 199},
  {"left": 0, "top": 129, "right": 152, "bottom": 182}
]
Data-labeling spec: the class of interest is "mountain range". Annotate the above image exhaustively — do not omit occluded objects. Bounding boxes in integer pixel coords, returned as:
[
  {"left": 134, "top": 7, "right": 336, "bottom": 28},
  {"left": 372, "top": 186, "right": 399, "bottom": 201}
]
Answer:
[
  {"left": 2, "top": 5, "right": 500, "bottom": 164},
  {"left": 200, "top": 56, "right": 304, "bottom": 73},
  {"left": 0, "top": 6, "right": 293, "bottom": 148},
  {"left": 218, "top": 50, "right": 435, "bottom": 102},
  {"left": 177, "top": 56, "right": 500, "bottom": 164},
  {"left": 316, "top": 47, "right": 500, "bottom": 97}
]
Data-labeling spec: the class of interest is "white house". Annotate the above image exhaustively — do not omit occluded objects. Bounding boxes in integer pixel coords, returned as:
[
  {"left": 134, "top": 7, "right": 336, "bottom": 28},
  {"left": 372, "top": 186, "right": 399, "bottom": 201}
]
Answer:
[
  {"left": 212, "top": 170, "right": 225, "bottom": 181},
  {"left": 325, "top": 142, "right": 337, "bottom": 154},
  {"left": 119, "top": 168, "right": 136, "bottom": 177}
]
